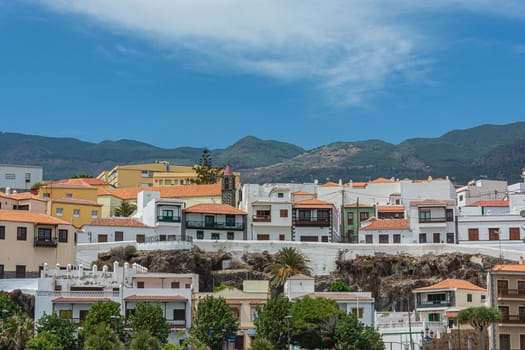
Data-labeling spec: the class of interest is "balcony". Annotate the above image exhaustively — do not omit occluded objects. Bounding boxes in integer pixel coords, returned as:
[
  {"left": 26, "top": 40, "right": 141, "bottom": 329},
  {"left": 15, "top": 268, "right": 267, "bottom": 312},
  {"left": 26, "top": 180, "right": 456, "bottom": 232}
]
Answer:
[
  {"left": 419, "top": 217, "right": 447, "bottom": 223},
  {"left": 497, "top": 289, "right": 525, "bottom": 298},
  {"left": 499, "top": 315, "right": 525, "bottom": 324},
  {"left": 416, "top": 300, "right": 453, "bottom": 309},
  {"left": 293, "top": 216, "right": 331, "bottom": 227},
  {"left": 34, "top": 237, "right": 58, "bottom": 247},
  {"left": 157, "top": 215, "right": 181, "bottom": 223},
  {"left": 167, "top": 319, "right": 186, "bottom": 328},
  {"left": 252, "top": 215, "right": 271, "bottom": 222},
  {"left": 186, "top": 221, "right": 244, "bottom": 231}
]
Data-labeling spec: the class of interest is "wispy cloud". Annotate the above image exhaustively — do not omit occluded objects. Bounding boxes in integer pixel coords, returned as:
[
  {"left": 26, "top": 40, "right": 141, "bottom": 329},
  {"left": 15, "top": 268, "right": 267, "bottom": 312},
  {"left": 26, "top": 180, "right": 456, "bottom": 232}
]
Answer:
[{"left": 36, "top": 0, "right": 525, "bottom": 105}]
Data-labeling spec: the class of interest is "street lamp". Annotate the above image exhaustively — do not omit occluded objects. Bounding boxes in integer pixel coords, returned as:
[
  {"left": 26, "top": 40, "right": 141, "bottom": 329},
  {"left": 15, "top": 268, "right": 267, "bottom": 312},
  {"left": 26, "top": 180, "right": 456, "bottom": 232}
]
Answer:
[{"left": 285, "top": 315, "right": 292, "bottom": 350}]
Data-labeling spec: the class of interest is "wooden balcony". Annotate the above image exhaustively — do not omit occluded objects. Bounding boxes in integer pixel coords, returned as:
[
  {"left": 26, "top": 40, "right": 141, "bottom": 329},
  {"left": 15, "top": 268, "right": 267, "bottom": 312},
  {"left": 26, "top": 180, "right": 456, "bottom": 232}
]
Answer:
[
  {"left": 293, "top": 217, "right": 331, "bottom": 227},
  {"left": 252, "top": 215, "right": 271, "bottom": 222},
  {"left": 499, "top": 315, "right": 525, "bottom": 324},
  {"left": 34, "top": 237, "right": 58, "bottom": 247},
  {"left": 497, "top": 289, "right": 525, "bottom": 298}
]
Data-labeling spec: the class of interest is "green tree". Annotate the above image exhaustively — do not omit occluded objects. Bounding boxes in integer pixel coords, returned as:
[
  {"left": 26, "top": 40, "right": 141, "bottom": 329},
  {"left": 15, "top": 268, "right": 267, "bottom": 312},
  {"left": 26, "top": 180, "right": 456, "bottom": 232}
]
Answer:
[
  {"left": 290, "top": 296, "right": 342, "bottom": 349},
  {"left": 265, "top": 247, "right": 311, "bottom": 287},
  {"left": 0, "top": 313, "right": 33, "bottom": 350},
  {"left": 113, "top": 200, "right": 137, "bottom": 217},
  {"left": 83, "top": 324, "right": 124, "bottom": 350},
  {"left": 35, "top": 312, "right": 78, "bottom": 350},
  {"left": 329, "top": 281, "right": 351, "bottom": 292},
  {"left": 0, "top": 296, "right": 22, "bottom": 318},
  {"left": 191, "top": 295, "right": 238, "bottom": 350},
  {"left": 457, "top": 306, "right": 501, "bottom": 350},
  {"left": 129, "top": 302, "right": 170, "bottom": 344},
  {"left": 25, "top": 331, "right": 64, "bottom": 350},
  {"left": 79, "top": 302, "right": 124, "bottom": 340},
  {"left": 254, "top": 298, "right": 292, "bottom": 350},
  {"left": 129, "top": 330, "right": 163, "bottom": 350},
  {"left": 249, "top": 337, "right": 273, "bottom": 350},
  {"left": 334, "top": 313, "right": 383, "bottom": 350},
  {"left": 191, "top": 149, "right": 223, "bottom": 184}
]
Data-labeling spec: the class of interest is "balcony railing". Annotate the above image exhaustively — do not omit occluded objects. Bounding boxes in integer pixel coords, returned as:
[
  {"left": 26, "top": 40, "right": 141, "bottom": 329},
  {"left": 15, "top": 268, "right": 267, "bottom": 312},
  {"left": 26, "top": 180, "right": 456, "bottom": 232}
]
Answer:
[
  {"left": 186, "top": 221, "right": 244, "bottom": 231},
  {"left": 252, "top": 215, "right": 271, "bottom": 222},
  {"left": 498, "top": 289, "right": 525, "bottom": 298},
  {"left": 34, "top": 237, "right": 58, "bottom": 247},
  {"left": 167, "top": 319, "right": 187, "bottom": 328},
  {"left": 416, "top": 300, "right": 453, "bottom": 308},
  {"left": 144, "top": 235, "right": 193, "bottom": 243},
  {"left": 499, "top": 315, "right": 525, "bottom": 324},
  {"left": 293, "top": 217, "right": 331, "bottom": 227},
  {"left": 419, "top": 217, "right": 447, "bottom": 223},
  {"left": 157, "top": 215, "right": 181, "bottom": 223}
]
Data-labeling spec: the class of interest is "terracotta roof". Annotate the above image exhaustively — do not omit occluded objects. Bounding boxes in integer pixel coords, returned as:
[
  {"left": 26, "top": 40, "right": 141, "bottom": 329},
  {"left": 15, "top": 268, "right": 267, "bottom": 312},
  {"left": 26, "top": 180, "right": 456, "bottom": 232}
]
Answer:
[
  {"left": 467, "top": 200, "right": 509, "bottom": 207},
  {"left": 54, "top": 178, "right": 107, "bottom": 186},
  {"left": 351, "top": 182, "right": 367, "bottom": 187},
  {"left": 124, "top": 295, "right": 187, "bottom": 301},
  {"left": 293, "top": 199, "right": 333, "bottom": 209},
  {"left": 86, "top": 218, "right": 150, "bottom": 228},
  {"left": 0, "top": 210, "right": 71, "bottom": 225},
  {"left": 377, "top": 205, "right": 405, "bottom": 213},
  {"left": 98, "top": 184, "right": 221, "bottom": 200},
  {"left": 370, "top": 177, "right": 395, "bottom": 183},
  {"left": 361, "top": 219, "right": 409, "bottom": 231},
  {"left": 42, "top": 183, "right": 97, "bottom": 190},
  {"left": 413, "top": 279, "right": 485, "bottom": 292},
  {"left": 8, "top": 192, "right": 46, "bottom": 201},
  {"left": 0, "top": 192, "right": 8, "bottom": 198},
  {"left": 52, "top": 198, "right": 102, "bottom": 206},
  {"left": 292, "top": 191, "right": 313, "bottom": 195},
  {"left": 287, "top": 274, "right": 314, "bottom": 280},
  {"left": 52, "top": 297, "right": 112, "bottom": 303},
  {"left": 344, "top": 202, "right": 374, "bottom": 208},
  {"left": 409, "top": 199, "right": 455, "bottom": 207},
  {"left": 492, "top": 264, "right": 525, "bottom": 272},
  {"left": 307, "top": 292, "right": 374, "bottom": 301},
  {"left": 223, "top": 164, "right": 233, "bottom": 176},
  {"left": 184, "top": 203, "right": 247, "bottom": 215},
  {"left": 320, "top": 182, "right": 340, "bottom": 187}
]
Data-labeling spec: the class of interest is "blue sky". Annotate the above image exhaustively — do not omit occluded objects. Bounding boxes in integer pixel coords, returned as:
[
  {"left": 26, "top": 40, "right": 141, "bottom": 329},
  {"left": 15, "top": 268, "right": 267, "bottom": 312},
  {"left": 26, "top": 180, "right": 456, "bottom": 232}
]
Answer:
[{"left": 0, "top": 1, "right": 524, "bottom": 150}]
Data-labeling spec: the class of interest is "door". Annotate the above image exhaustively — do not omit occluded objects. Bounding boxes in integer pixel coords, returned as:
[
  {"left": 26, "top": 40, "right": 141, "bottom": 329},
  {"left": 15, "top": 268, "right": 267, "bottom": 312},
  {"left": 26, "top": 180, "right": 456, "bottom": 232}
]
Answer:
[
  {"left": 497, "top": 280, "right": 509, "bottom": 296},
  {"left": 510, "top": 227, "right": 520, "bottom": 240},
  {"left": 79, "top": 310, "right": 89, "bottom": 323},
  {"left": 520, "top": 334, "right": 525, "bottom": 350},
  {"left": 468, "top": 228, "right": 479, "bottom": 241},
  {"left": 500, "top": 334, "right": 510, "bottom": 350},
  {"left": 15, "top": 265, "right": 26, "bottom": 278},
  {"left": 393, "top": 234, "right": 401, "bottom": 243},
  {"left": 433, "top": 233, "right": 441, "bottom": 243}
]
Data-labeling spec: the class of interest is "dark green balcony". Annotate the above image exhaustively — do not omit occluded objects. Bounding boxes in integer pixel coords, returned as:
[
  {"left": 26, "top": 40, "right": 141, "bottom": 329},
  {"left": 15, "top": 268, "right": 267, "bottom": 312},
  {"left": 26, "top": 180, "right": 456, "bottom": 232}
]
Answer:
[
  {"left": 157, "top": 215, "right": 181, "bottom": 223},
  {"left": 186, "top": 220, "right": 244, "bottom": 231}
]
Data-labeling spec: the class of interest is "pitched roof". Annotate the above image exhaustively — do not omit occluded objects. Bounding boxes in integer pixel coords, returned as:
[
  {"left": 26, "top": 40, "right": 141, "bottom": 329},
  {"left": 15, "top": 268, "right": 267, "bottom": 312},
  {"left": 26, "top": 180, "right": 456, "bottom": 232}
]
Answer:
[
  {"left": 492, "top": 264, "right": 525, "bottom": 272},
  {"left": 124, "top": 295, "right": 187, "bottom": 301},
  {"left": 0, "top": 210, "right": 71, "bottom": 225},
  {"left": 320, "top": 182, "right": 341, "bottom": 187},
  {"left": 8, "top": 192, "right": 46, "bottom": 202},
  {"left": 97, "top": 184, "right": 221, "bottom": 200},
  {"left": 293, "top": 199, "right": 333, "bottom": 209},
  {"left": 292, "top": 191, "right": 314, "bottom": 195},
  {"left": 307, "top": 292, "right": 374, "bottom": 301},
  {"left": 409, "top": 199, "right": 455, "bottom": 207},
  {"left": 52, "top": 297, "right": 112, "bottom": 303},
  {"left": 86, "top": 218, "right": 150, "bottom": 228},
  {"left": 42, "top": 183, "right": 98, "bottom": 190},
  {"left": 467, "top": 200, "right": 509, "bottom": 207},
  {"left": 361, "top": 219, "right": 409, "bottom": 231},
  {"left": 52, "top": 198, "right": 102, "bottom": 206},
  {"left": 287, "top": 274, "right": 314, "bottom": 280},
  {"left": 54, "top": 178, "right": 108, "bottom": 186},
  {"left": 370, "top": 177, "right": 395, "bottom": 183},
  {"left": 377, "top": 205, "right": 405, "bottom": 213},
  {"left": 413, "top": 279, "right": 485, "bottom": 292},
  {"left": 351, "top": 182, "right": 367, "bottom": 188},
  {"left": 184, "top": 203, "right": 247, "bottom": 215}
]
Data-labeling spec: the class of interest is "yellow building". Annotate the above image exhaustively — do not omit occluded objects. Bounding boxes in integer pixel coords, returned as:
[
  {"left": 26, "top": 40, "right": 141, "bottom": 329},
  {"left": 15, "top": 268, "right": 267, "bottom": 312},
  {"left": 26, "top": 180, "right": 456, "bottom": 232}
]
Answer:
[{"left": 0, "top": 210, "right": 76, "bottom": 278}]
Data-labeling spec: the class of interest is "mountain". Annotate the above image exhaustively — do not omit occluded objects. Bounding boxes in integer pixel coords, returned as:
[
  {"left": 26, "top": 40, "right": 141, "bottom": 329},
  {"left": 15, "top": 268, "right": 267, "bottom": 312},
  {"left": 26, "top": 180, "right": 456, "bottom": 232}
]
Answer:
[{"left": 0, "top": 122, "right": 524, "bottom": 184}]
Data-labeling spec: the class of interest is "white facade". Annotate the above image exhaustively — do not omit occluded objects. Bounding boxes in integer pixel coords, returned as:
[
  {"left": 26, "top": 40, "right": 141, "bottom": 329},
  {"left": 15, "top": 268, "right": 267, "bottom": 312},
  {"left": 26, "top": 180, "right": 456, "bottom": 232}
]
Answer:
[
  {"left": 79, "top": 220, "right": 156, "bottom": 244},
  {"left": 360, "top": 228, "right": 414, "bottom": 244},
  {"left": 457, "top": 214, "right": 525, "bottom": 244},
  {"left": 184, "top": 211, "right": 247, "bottom": 241},
  {"left": 0, "top": 164, "right": 43, "bottom": 192},
  {"left": 408, "top": 201, "right": 456, "bottom": 244},
  {"left": 456, "top": 179, "right": 508, "bottom": 207}
]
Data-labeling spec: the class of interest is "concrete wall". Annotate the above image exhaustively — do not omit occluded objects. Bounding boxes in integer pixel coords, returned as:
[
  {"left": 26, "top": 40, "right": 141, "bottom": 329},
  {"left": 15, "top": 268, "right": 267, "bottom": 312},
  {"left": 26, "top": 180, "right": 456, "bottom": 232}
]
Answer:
[{"left": 0, "top": 164, "right": 43, "bottom": 192}]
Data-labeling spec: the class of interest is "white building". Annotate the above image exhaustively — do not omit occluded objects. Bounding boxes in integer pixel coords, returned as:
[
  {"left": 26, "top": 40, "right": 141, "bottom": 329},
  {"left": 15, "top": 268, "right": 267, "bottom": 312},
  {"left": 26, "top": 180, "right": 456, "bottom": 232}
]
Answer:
[
  {"left": 79, "top": 218, "right": 155, "bottom": 243},
  {"left": 183, "top": 203, "right": 248, "bottom": 241},
  {"left": 408, "top": 200, "right": 456, "bottom": 244},
  {"left": 360, "top": 218, "right": 412, "bottom": 243},
  {"left": 456, "top": 179, "right": 508, "bottom": 207},
  {"left": 0, "top": 164, "right": 43, "bottom": 193}
]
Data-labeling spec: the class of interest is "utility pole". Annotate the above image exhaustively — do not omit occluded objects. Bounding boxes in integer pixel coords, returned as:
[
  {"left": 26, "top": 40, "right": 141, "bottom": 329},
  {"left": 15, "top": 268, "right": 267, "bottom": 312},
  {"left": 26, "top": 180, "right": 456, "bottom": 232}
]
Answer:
[
  {"left": 340, "top": 188, "right": 345, "bottom": 242},
  {"left": 356, "top": 196, "right": 360, "bottom": 243}
]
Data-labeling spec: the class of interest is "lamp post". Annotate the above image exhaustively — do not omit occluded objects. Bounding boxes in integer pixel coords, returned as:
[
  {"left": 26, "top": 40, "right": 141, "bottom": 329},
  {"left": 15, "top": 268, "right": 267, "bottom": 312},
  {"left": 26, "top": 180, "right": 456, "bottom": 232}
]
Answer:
[{"left": 285, "top": 315, "right": 292, "bottom": 350}]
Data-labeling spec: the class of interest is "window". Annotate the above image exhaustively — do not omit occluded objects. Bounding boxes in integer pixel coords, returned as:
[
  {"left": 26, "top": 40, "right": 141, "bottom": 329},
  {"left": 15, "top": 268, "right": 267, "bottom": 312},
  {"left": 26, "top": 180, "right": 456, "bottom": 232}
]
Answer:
[
  {"left": 446, "top": 209, "right": 454, "bottom": 222},
  {"left": 510, "top": 227, "right": 520, "bottom": 240},
  {"left": 56, "top": 208, "right": 63, "bottom": 216},
  {"left": 115, "top": 231, "right": 123, "bottom": 242},
  {"left": 196, "top": 231, "right": 204, "bottom": 240},
  {"left": 98, "top": 234, "right": 108, "bottom": 243},
  {"left": 171, "top": 281, "right": 180, "bottom": 288},
  {"left": 25, "top": 173, "right": 31, "bottom": 182},
  {"left": 211, "top": 233, "right": 220, "bottom": 240},
  {"left": 379, "top": 235, "right": 389, "bottom": 243},
  {"left": 65, "top": 193, "right": 73, "bottom": 199},
  {"left": 173, "top": 309, "right": 185, "bottom": 321},
  {"left": 468, "top": 228, "right": 479, "bottom": 241},
  {"left": 359, "top": 212, "right": 369, "bottom": 221},
  {"left": 347, "top": 212, "right": 354, "bottom": 225},
  {"left": 459, "top": 195, "right": 464, "bottom": 202},
  {"left": 91, "top": 210, "right": 98, "bottom": 219},
  {"left": 489, "top": 228, "right": 500, "bottom": 241},
  {"left": 227, "top": 232, "right": 234, "bottom": 240},
  {"left": 257, "top": 234, "right": 270, "bottom": 240},
  {"left": 136, "top": 234, "right": 145, "bottom": 243},
  {"left": 59, "top": 309, "right": 73, "bottom": 319},
  {"left": 428, "top": 313, "right": 441, "bottom": 322},
  {"left": 251, "top": 307, "right": 259, "bottom": 321},
  {"left": 58, "top": 229, "right": 68, "bottom": 243},
  {"left": 225, "top": 215, "right": 236, "bottom": 227},
  {"left": 318, "top": 210, "right": 330, "bottom": 220},
  {"left": 277, "top": 192, "right": 284, "bottom": 198},
  {"left": 481, "top": 295, "right": 486, "bottom": 301},
  {"left": 43, "top": 193, "right": 50, "bottom": 200},
  {"left": 365, "top": 235, "right": 373, "bottom": 243},
  {"left": 298, "top": 210, "right": 311, "bottom": 220},
  {"left": 205, "top": 215, "right": 215, "bottom": 227},
  {"left": 185, "top": 283, "right": 191, "bottom": 289},
  {"left": 137, "top": 281, "right": 145, "bottom": 288},
  {"left": 279, "top": 234, "right": 285, "bottom": 241},
  {"left": 419, "top": 233, "right": 427, "bottom": 243},
  {"left": 73, "top": 209, "right": 80, "bottom": 218},
  {"left": 255, "top": 210, "right": 270, "bottom": 219},
  {"left": 15, "top": 265, "right": 25, "bottom": 278},
  {"left": 37, "top": 228, "right": 52, "bottom": 241},
  {"left": 419, "top": 209, "right": 431, "bottom": 222},
  {"left": 17, "top": 227, "right": 27, "bottom": 240},
  {"left": 446, "top": 232, "right": 454, "bottom": 243},
  {"left": 393, "top": 234, "right": 401, "bottom": 244},
  {"left": 5, "top": 173, "right": 15, "bottom": 180},
  {"left": 467, "top": 294, "right": 472, "bottom": 302},
  {"left": 0, "top": 226, "right": 5, "bottom": 240},
  {"left": 0, "top": 265, "right": 4, "bottom": 278},
  {"left": 280, "top": 209, "right": 288, "bottom": 218},
  {"left": 352, "top": 308, "right": 364, "bottom": 318},
  {"left": 162, "top": 209, "right": 173, "bottom": 218}
]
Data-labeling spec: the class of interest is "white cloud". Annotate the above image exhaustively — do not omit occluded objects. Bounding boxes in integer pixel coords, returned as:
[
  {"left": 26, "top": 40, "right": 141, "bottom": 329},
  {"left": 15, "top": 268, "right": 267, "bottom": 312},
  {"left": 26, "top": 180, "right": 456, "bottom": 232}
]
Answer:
[{"left": 37, "top": 0, "right": 525, "bottom": 105}]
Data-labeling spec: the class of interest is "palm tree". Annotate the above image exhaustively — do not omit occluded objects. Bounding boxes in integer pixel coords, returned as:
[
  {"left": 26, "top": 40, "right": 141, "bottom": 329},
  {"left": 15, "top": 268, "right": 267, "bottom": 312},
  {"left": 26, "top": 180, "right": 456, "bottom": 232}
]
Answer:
[
  {"left": 0, "top": 314, "right": 33, "bottom": 350},
  {"left": 265, "top": 247, "right": 311, "bottom": 287},
  {"left": 113, "top": 200, "right": 137, "bottom": 217},
  {"left": 457, "top": 307, "right": 501, "bottom": 350}
]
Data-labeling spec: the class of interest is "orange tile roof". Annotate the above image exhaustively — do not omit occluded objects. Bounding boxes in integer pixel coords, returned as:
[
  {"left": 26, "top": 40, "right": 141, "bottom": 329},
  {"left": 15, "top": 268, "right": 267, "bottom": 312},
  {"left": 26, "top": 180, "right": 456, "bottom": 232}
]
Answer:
[
  {"left": 0, "top": 210, "right": 71, "bottom": 225},
  {"left": 293, "top": 199, "right": 333, "bottom": 209},
  {"left": 409, "top": 199, "right": 455, "bottom": 207},
  {"left": 86, "top": 218, "right": 150, "bottom": 228},
  {"left": 492, "top": 264, "right": 525, "bottom": 272},
  {"left": 52, "top": 198, "right": 102, "bottom": 206},
  {"left": 54, "top": 178, "right": 107, "bottom": 186},
  {"left": 292, "top": 191, "right": 314, "bottom": 195},
  {"left": 8, "top": 192, "right": 46, "bottom": 202},
  {"left": 307, "top": 292, "right": 374, "bottom": 301},
  {"left": 43, "top": 183, "right": 97, "bottom": 190},
  {"left": 351, "top": 182, "right": 368, "bottom": 187},
  {"left": 184, "top": 203, "right": 247, "bottom": 215},
  {"left": 361, "top": 219, "right": 409, "bottom": 231},
  {"left": 124, "top": 295, "right": 187, "bottom": 301},
  {"left": 98, "top": 184, "right": 222, "bottom": 200},
  {"left": 344, "top": 202, "right": 374, "bottom": 208},
  {"left": 0, "top": 192, "right": 8, "bottom": 198},
  {"left": 370, "top": 177, "right": 395, "bottom": 183},
  {"left": 377, "top": 205, "right": 405, "bottom": 213},
  {"left": 467, "top": 200, "right": 509, "bottom": 207},
  {"left": 413, "top": 279, "right": 485, "bottom": 292},
  {"left": 320, "top": 182, "right": 340, "bottom": 187}
]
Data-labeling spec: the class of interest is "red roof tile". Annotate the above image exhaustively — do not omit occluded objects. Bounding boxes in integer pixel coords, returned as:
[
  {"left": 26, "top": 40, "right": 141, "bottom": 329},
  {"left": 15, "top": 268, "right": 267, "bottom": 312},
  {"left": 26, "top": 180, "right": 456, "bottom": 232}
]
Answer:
[
  {"left": 184, "top": 203, "right": 247, "bottom": 215},
  {"left": 370, "top": 177, "right": 395, "bottom": 183},
  {"left": 54, "top": 178, "right": 108, "bottom": 186},
  {"left": 361, "top": 219, "right": 409, "bottom": 231},
  {"left": 492, "top": 264, "right": 525, "bottom": 272},
  {"left": 124, "top": 295, "right": 187, "bottom": 301},
  {"left": 377, "top": 205, "right": 405, "bottom": 213},
  {"left": 293, "top": 199, "right": 333, "bottom": 209},
  {"left": 8, "top": 192, "right": 46, "bottom": 201},
  {"left": 467, "top": 200, "right": 509, "bottom": 207},
  {"left": 413, "top": 279, "right": 485, "bottom": 292},
  {"left": 320, "top": 182, "right": 340, "bottom": 187},
  {"left": 292, "top": 191, "right": 314, "bottom": 195},
  {"left": 86, "top": 218, "right": 150, "bottom": 228},
  {"left": 0, "top": 210, "right": 71, "bottom": 225}
]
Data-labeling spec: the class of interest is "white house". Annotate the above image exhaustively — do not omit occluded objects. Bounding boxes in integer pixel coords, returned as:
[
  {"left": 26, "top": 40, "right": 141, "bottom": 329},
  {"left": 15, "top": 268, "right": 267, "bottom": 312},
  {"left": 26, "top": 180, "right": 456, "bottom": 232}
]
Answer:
[
  {"left": 0, "top": 164, "right": 43, "bottom": 193},
  {"left": 408, "top": 200, "right": 456, "bottom": 244},
  {"left": 456, "top": 179, "right": 508, "bottom": 207},
  {"left": 79, "top": 218, "right": 155, "bottom": 243},
  {"left": 183, "top": 203, "right": 248, "bottom": 241},
  {"left": 360, "top": 218, "right": 412, "bottom": 244}
]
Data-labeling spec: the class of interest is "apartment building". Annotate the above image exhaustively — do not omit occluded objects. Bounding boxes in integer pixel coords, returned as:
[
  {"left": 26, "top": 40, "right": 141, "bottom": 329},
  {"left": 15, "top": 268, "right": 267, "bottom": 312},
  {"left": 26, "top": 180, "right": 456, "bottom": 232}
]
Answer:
[
  {"left": 0, "top": 164, "right": 43, "bottom": 193},
  {"left": 408, "top": 200, "right": 456, "bottom": 243},
  {"left": 0, "top": 210, "right": 75, "bottom": 278},
  {"left": 292, "top": 198, "right": 337, "bottom": 242},
  {"left": 79, "top": 218, "right": 155, "bottom": 244},
  {"left": 183, "top": 203, "right": 248, "bottom": 241},
  {"left": 0, "top": 190, "right": 47, "bottom": 213},
  {"left": 488, "top": 264, "right": 525, "bottom": 350}
]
